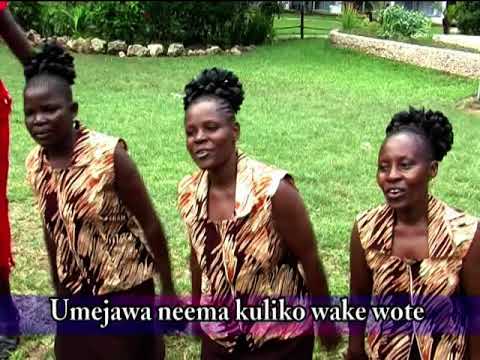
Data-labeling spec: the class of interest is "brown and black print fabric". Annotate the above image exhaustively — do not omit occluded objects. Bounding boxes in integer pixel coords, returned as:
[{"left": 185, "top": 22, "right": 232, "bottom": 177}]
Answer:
[
  {"left": 357, "top": 196, "right": 477, "bottom": 359},
  {"left": 178, "top": 152, "right": 312, "bottom": 352},
  {"left": 26, "top": 125, "right": 154, "bottom": 295}
]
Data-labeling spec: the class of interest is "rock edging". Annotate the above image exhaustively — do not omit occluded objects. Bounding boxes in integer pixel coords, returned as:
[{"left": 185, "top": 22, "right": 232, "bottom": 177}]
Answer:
[
  {"left": 25, "top": 30, "right": 256, "bottom": 58},
  {"left": 329, "top": 29, "right": 480, "bottom": 78}
]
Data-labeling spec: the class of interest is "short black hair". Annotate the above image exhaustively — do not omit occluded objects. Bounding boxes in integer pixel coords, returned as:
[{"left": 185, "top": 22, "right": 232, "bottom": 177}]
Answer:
[
  {"left": 183, "top": 68, "right": 244, "bottom": 116},
  {"left": 24, "top": 43, "right": 76, "bottom": 86},
  {"left": 386, "top": 107, "right": 453, "bottom": 162}
]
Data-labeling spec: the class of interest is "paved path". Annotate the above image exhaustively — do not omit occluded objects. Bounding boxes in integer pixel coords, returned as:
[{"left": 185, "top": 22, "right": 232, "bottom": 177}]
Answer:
[{"left": 433, "top": 34, "right": 480, "bottom": 51}]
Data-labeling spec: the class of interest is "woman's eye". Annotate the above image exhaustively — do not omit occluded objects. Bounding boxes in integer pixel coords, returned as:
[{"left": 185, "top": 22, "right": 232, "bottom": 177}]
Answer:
[{"left": 43, "top": 106, "right": 57, "bottom": 113}]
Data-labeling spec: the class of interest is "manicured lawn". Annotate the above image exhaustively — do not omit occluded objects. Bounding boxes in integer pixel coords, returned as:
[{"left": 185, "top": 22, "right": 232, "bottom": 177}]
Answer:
[
  {"left": 274, "top": 13, "right": 342, "bottom": 38},
  {"left": 1, "top": 37, "right": 479, "bottom": 359}
]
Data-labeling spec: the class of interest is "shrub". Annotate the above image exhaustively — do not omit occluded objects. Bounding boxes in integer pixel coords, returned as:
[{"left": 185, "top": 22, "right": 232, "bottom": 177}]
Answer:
[
  {"left": 245, "top": 7, "right": 275, "bottom": 45},
  {"left": 377, "top": 5, "right": 432, "bottom": 40},
  {"left": 352, "top": 19, "right": 381, "bottom": 37},
  {"left": 141, "top": 2, "right": 186, "bottom": 43},
  {"left": 61, "top": 4, "right": 91, "bottom": 38},
  {"left": 258, "top": 1, "right": 282, "bottom": 18},
  {"left": 84, "top": 2, "right": 147, "bottom": 44},
  {"left": 444, "top": 4, "right": 459, "bottom": 26},
  {"left": 10, "top": 1, "right": 88, "bottom": 38},
  {"left": 36, "top": 3, "right": 73, "bottom": 38},
  {"left": 9, "top": 1, "right": 275, "bottom": 47},
  {"left": 341, "top": 4, "right": 362, "bottom": 31},
  {"left": 144, "top": 1, "right": 273, "bottom": 47},
  {"left": 8, "top": 1, "right": 43, "bottom": 31},
  {"left": 457, "top": 2, "right": 480, "bottom": 35},
  {"left": 185, "top": 2, "right": 251, "bottom": 47}
]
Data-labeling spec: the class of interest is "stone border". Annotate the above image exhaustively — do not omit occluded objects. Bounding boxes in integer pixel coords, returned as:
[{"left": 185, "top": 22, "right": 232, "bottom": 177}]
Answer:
[
  {"left": 329, "top": 29, "right": 480, "bottom": 78},
  {"left": 25, "top": 30, "right": 256, "bottom": 58}
]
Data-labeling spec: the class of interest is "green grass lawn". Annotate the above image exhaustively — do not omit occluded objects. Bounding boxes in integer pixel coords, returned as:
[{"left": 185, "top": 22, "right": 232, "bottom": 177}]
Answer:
[
  {"left": 1, "top": 38, "right": 479, "bottom": 359},
  {"left": 274, "top": 13, "right": 342, "bottom": 38}
]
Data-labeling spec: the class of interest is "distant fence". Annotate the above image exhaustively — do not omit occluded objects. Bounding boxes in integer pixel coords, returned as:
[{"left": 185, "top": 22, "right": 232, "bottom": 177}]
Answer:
[{"left": 275, "top": 4, "right": 331, "bottom": 39}]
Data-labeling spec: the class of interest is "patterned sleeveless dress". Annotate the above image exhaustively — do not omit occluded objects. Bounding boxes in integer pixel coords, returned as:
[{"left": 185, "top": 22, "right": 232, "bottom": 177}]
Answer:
[
  {"left": 178, "top": 151, "right": 312, "bottom": 355},
  {"left": 26, "top": 123, "right": 154, "bottom": 295},
  {"left": 356, "top": 195, "right": 478, "bottom": 359}
]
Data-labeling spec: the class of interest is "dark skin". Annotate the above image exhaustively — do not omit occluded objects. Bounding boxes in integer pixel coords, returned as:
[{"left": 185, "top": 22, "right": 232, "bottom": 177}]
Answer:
[
  {"left": 185, "top": 99, "right": 239, "bottom": 338},
  {"left": 185, "top": 98, "right": 341, "bottom": 351},
  {"left": 346, "top": 131, "right": 480, "bottom": 359},
  {"left": 24, "top": 78, "right": 79, "bottom": 167},
  {"left": 0, "top": 7, "right": 33, "bottom": 65},
  {"left": 24, "top": 79, "right": 176, "bottom": 296}
]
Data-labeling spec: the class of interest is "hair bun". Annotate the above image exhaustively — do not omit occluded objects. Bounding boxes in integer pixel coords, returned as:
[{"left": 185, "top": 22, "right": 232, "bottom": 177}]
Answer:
[
  {"left": 386, "top": 107, "right": 453, "bottom": 161},
  {"left": 184, "top": 67, "right": 244, "bottom": 113},
  {"left": 24, "top": 43, "right": 76, "bottom": 85},
  {"left": 422, "top": 110, "right": 453, "bottom": 161}
]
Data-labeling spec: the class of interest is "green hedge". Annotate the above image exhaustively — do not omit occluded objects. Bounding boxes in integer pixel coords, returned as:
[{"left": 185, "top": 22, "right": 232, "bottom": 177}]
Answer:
[
  {"left": 457, "top": 1, "right": 480, "bottom": 35},
  {"left": 9, "top": 1, "right": 276, "bottom": 46}
]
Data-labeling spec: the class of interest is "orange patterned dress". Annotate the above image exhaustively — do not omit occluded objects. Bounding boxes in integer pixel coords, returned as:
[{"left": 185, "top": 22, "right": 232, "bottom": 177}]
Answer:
[
  {"left": 26, "top": 124, "right": 154, "bottom": 295},
  {"left": 356, "top": 195, "right": 478, "bottom": 359},
  {"left": 178, "top": 152, "right": 312, "bottom": 352}
]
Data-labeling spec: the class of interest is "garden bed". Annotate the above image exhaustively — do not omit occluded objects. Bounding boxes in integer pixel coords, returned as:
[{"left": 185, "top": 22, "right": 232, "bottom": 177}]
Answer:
[
  {"left": 329, "top": 29, "right": 480, "bottom": 78},
  {"left": 344, "top": 27, "right": 479, "bottom": 54}
]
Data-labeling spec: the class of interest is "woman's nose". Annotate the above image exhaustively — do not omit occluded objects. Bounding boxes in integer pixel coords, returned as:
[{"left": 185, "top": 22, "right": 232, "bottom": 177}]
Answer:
[
  {"left": 193, "top": 129, "right": 206, "bottom": 143},
  {"left": 32, "top": 112, "right": 47, "bottom": 126}
]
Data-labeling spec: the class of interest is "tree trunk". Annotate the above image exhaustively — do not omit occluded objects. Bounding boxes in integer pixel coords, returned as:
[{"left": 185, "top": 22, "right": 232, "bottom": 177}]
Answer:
[{"left": 442, "top": 17, "right": 450, "bottom": 34}]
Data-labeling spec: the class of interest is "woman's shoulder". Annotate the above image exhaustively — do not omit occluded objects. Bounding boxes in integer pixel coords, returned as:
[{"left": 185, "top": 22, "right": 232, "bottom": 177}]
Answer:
[
  {"left": 441, "top": 200, "right": 476, "bottom": 221},
  {"left": 25, "top": 145, "right": 43, "bottom": 177},
  {"left": 74, "top": 127, "right": 127, "bottom": 165},
  {"left": 86, "top": 129, "right": 125, "bottom": 150},
  {"left": 178, "top": 169, "right": 202, "bottom": 196},
  {"left": 242, "top": 153, "right": 294, "bottom": 195},
  {"left": 440, "top": 200, "right": 479, "bottom": 244},
  {"left": 243, "top": 153, "right": 284, "bottom": 173},
  {"left": 25, "top": 145, "right": 41, "bottom": 164},
  {"left": 355, "top": 202, "right": 388, "bottom": 225},
  {"left": 353, "top": 203, "right": 391, "bottom": 242}
]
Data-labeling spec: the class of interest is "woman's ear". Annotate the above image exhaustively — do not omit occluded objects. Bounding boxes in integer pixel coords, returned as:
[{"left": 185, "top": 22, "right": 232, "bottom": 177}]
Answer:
[
  {"left": 233, "top": 121, "right": 240, "bottom": 143},
  {"left": 71, "top": 102, "right": 78, "bottom": 117},
  {"left": 429, "top": 160, "right": 438, "bottom": 180}
]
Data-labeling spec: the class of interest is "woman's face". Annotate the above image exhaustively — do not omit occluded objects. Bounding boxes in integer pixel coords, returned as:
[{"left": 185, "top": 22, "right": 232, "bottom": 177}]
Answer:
[
  {"left": 185, "top": 99, "right": 239, "bottom": 171},
  {"left": 24, "top": 79, "right": 77, "bottom": 148},
  {"left": 377, "top": 132, "right": 437, "bottom": 210}
]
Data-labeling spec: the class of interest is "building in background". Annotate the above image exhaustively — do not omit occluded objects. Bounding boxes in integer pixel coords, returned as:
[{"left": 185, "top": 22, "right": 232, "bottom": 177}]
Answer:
[{"left": 280, "top": 1, "right": 446, "bottom": 21}]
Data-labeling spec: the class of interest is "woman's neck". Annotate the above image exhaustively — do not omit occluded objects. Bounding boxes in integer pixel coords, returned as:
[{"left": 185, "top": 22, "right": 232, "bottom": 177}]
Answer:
[
  {"left": 394, "top": 194, "right": 430, "bottom": 226},
  {"left": 45, "top": 128, "right": 78, "bottom": 164},
  {"left": 208, "top": 151, "right": 238, "bottom": 190}
]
